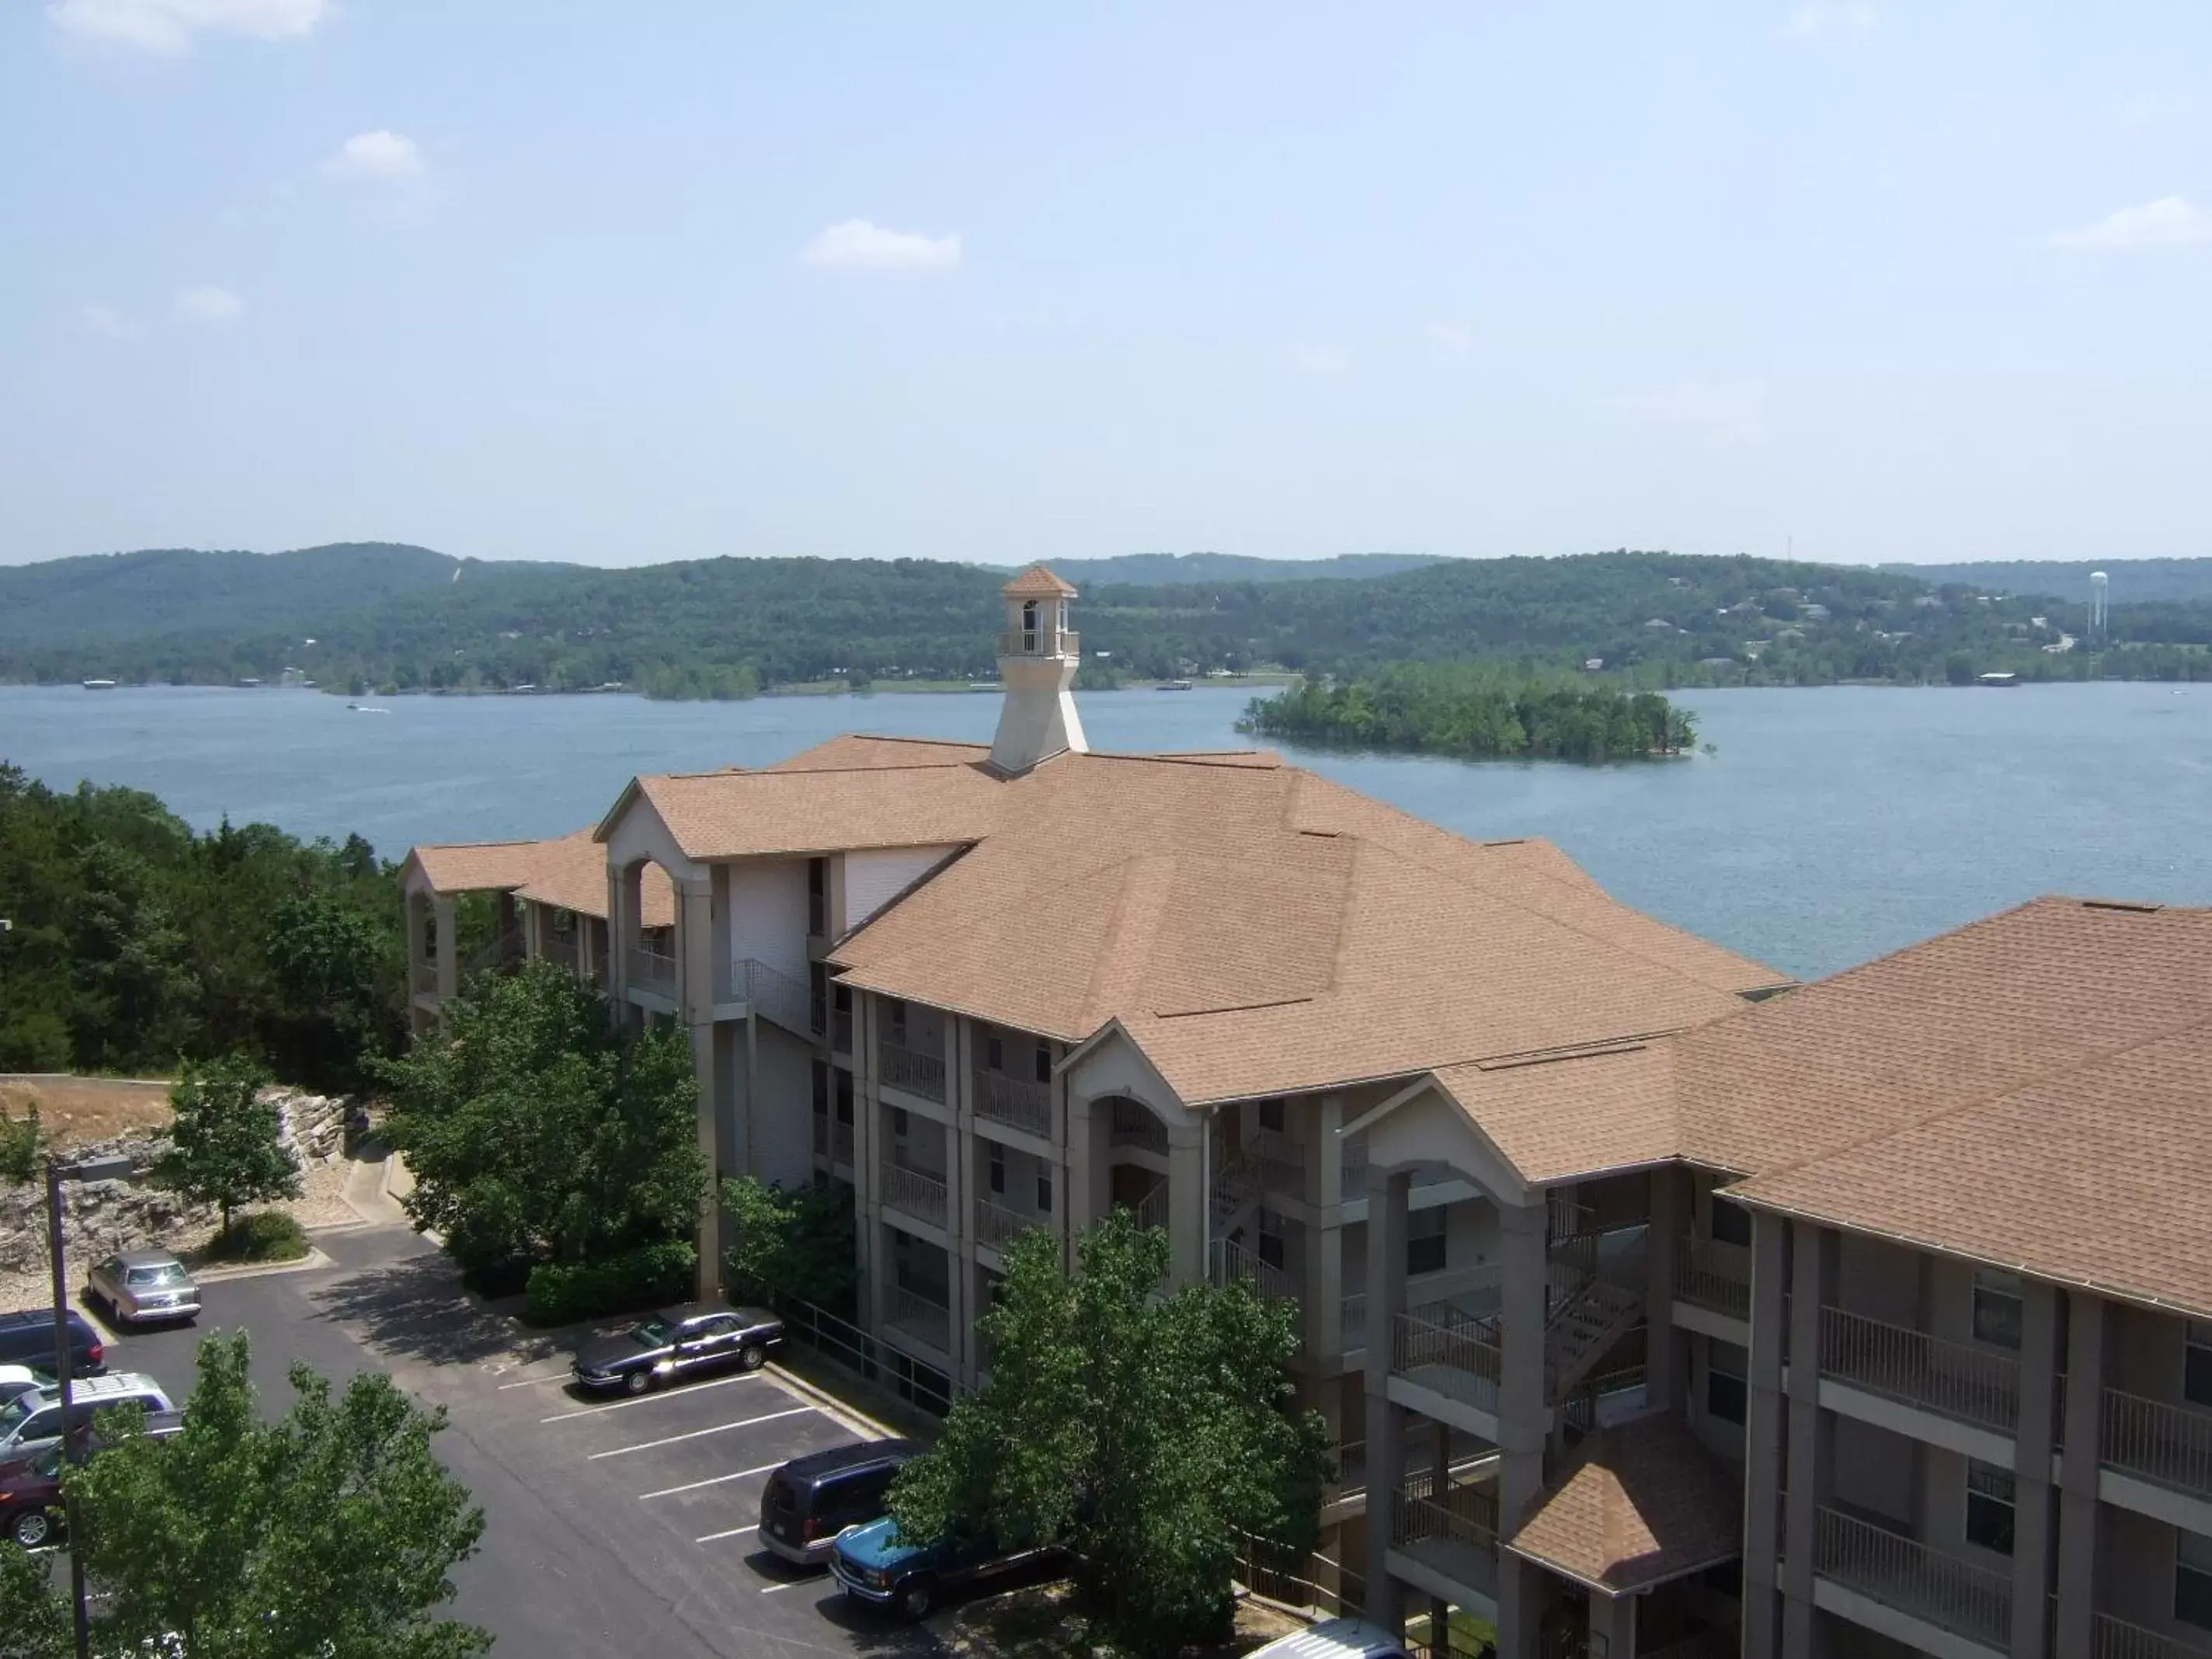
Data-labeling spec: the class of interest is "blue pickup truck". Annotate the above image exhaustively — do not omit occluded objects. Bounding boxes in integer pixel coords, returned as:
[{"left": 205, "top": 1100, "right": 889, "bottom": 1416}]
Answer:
[{"left": 827, "top": 1516, "right": 1059, "bottom": 1620}]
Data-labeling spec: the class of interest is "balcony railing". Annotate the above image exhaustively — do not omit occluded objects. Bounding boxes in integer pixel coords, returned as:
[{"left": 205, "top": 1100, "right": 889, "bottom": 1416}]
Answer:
[
  {"left": 832, "top": 1120, "right": 854, "bottom": 1166},
  {"left": 879, "top": 1040, "right": 948, "bottom": 1104},
  {"left": 1133, "top": 1179, "right": 1170, "bottom": 1233},
  {"left": 973, "top": 1069, "right": 1053, "bottom": 1139},
  {"left": 2103, "top": 1388, "right": 2212, "bottom": 1498},
  {"left": 737, "top": 957, "right": 816, "bottom": 1038},
  {"left": 880, "top": 1159, "right": 948, "bottom": 1228},
  {"left": 1393, "top": 1304, "right": 1503, "bottom": 1415},
  {"left": 1341, "top": 1133, "right": 1369, "bottom": 1192},
  {"left": 1392, "top": 1470, "right": 1499, "bottom": 1599},
  {"left": 1211, "top": 1237, "right": 1294, "bottom": 1302},
  {"left": 1330, "top": 1437, "right": 1366, "bottom": 1495},
  {"left": 1813, "top": 1507, "right": 2011, "bottom": 1652},
  {"left": 628, "top": 944, "right": 677, "bottom": 996},
  {"left": 539, "top": 929, "right": 579, "bottom": 972},
  {"left": 888, "top": 1288, "right": 951, "bottom": 1355},
  {"left": 1676, "top": 1236, "right": 1752, "bottom": 1322},
  {"left": 1818, "top": 1305, "right": 2020, "bottom": 1434},
  {"left": 976, "top": 1197, "right": 1044, "bottom": 1251},
  {"left": 411, "top": 958, "right": 439, "bottom": 996},
  {"left": 2097, "top": 1613, "right": 2212, "bottom": 1659},
  {"left": 996, "top": 628, "right": 1080, "bottom": 658},
  {"left": 1109, "top": 1100, "right": 1170, "bottom": 1156},
  {"left": 1342, "top": 1292, "right": 1366, "bottom": 1352}
]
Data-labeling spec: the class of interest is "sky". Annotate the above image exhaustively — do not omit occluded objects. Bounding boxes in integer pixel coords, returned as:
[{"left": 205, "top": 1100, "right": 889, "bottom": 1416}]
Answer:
[{"left": 3, "top": 1, "right": 2210, "bottom": 570}]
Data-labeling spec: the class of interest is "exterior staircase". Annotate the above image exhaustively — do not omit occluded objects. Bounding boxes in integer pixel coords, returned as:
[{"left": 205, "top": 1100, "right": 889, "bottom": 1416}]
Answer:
[{"left": 1543, "top": 1277, "right": 1644, "bottom": 1406}]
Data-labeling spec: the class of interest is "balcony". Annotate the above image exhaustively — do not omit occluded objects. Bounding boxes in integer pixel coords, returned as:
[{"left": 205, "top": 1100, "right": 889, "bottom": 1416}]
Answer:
[
  {"left": 1341, "top": 1132, "right": 1369, "bottom": 1191},
  {"left": 1391, "top": 1469, "right": 1499, "bottom": 1602},
  {"left": 628, "top": 944, "right": 677, "bottom": 996},
  {"left": 974, "top": 1069, "right": 1053, "bottom": 1139},
  {"left": 996, "top": 627, "right": 1080, "bottom": 658},
  {"left": 1392, "top": 1303, "right": 1502, "bottom": 1417},
  {"left": 880, "top": 1160, "right": 948, "bottom": 1229},
  {"left": 411, "top": 957, "right": 438, "bottom": 996},
  {"left": 1814, "top": 1507, "right": 2010, "bottom": 1653},
  {"left": 539, "top": 928, "right": 579, "bottom": 972},
  {"left": 1210, "top": 1237, "right": 1295, "bottom": 1303},
  {"left": 880, "top": 1040, "right": 948, "bottom": 1104},
  {"left": 833, "top": 1007, "right": 854, "bottom": 1055},
  {"left": 976, "top": 1197, "right": 1046, "bottom": 1252},
  {"left": 887, "top": 1288, "right": 951, "bottom": 1355},
  {"left": 1676, "top": 1236, "right": 1751, "bottom": 1322},
  {"left": 737, "top": 957, "right": 815, "bottom": 1038},
  {"left": 2097, "top": 1614, "right": 2212, "bottom": 1659},
  {"left": 1132, "top": 1179, "right": 1170, "bottom": 1233},
  {"left": 1109, "top": 1099, "right": 1169, "bottom": 1156},
  {"left": 1818, "top": 1305, "right": 2020, "bottom": 1435},
  {"left": 812, "top": 1116, "right": 856, "bottom": 1167},
  {"left": 1342, "top": 1293, "right": 1366, "bottom": 1352},
  {"left": 2103, "top": 1388, "right": 2212, "bottom": 1500}
]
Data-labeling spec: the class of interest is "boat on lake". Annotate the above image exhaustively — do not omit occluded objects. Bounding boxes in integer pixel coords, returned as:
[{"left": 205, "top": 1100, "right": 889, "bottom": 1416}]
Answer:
[
  {"left": 1158, "top": 679, "right": 1195, "bottom": 690},
  {"left": 81, "top": 678, "right": 117, "bottom": 690}
]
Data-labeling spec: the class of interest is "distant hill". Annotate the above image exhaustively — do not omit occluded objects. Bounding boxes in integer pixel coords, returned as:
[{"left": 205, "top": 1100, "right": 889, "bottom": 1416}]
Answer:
[
  {"left": 1031, "top": 552, "right": 1445, "bottom": 586},
  {"left": 1880, "top": 558, "right": 2212, "bottom": 604}
]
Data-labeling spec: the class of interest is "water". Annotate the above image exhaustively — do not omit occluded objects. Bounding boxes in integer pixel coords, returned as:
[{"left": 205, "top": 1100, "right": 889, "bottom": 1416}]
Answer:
[{"left": 4, "top": 681, "right": 2208, "bottom": 981}]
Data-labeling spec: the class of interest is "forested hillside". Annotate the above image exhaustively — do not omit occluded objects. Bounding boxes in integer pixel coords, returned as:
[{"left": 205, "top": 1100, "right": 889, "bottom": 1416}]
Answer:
[
  {"left": 1037, "top": 551, "right": 1443, "bottom": 586},
  {"left": 1882, "top": 559, "right": 2212, "bottom": 604}
]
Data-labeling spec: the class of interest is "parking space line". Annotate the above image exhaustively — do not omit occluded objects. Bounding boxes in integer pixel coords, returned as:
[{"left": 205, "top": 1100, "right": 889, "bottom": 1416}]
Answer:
[
  {"left": 496, "top": 1368, "right": 577, "bottom": 1391},
  {"left": 539, "top": 1372, "right": 763, "bottom": 1422},
  {"left": 638, "top": 1459, "right": 783, "bottom": 1501},
  {"left": 694, "top": 1522, "right": 759, "bottom": 1543},
  {"left": 760, "top": 1580, "right": 805, "bottom": 1594},
  {"left": 586, "top": 1405, "right": 816, "bottom": 1460}
]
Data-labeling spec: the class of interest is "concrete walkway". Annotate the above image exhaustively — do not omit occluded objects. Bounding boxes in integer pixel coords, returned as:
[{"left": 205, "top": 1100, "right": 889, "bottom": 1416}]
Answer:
[{"left": 342, "top": 1149, "right": 412, "bottom": 1227}]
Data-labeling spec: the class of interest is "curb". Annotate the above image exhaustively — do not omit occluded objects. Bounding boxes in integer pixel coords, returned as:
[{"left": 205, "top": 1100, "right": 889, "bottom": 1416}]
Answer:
[
  {"left": 193, "top": 1247, "right": 336, "bottom": 1284},
  {"left": 765, "top": 1360, "right": 903, "bottom": 1444}
]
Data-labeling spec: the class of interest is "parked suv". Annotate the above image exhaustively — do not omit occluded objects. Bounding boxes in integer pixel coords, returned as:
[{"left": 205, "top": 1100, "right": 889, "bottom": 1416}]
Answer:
[
  {"left": 0, "top": 1311, "right": 104, "bottom": 1379},
  {"left": 829, "top": 1516, "right": 1060, "bottom": 1620},
  {"left": 0, "top": 1374, "right": 174, "bottom": 1462},
  {"left": 759, "top": 1438, "right": 919, "bottom": 1567}
]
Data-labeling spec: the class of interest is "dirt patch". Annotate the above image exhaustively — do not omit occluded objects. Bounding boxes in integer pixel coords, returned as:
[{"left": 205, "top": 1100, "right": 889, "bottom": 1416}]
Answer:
[
  {"left": 934, "top": 1582, "right": 1307, "bottom": 1659},
  {"left": 0, "top": 1076, "right": 174, "bottom": 1149}
]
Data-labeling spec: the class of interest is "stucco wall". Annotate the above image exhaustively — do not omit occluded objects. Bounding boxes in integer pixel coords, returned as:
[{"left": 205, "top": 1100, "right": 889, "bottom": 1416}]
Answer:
[{"left": 727, "top": 858, "right": 810, "bottom": 986}]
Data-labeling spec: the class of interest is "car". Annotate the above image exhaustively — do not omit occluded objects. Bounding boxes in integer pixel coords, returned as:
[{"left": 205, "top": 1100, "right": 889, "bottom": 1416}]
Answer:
[
  {"left": 1246, "top": 1619, "right": 1418, "bottom": 1659},
  {"left": 569, "top": 1303, "right": 783, "bottom": 1395},
  {"left": 0, "top": 1411, "right": 184, "bottom": 1549},
  {"left": 0, "top": 1310, "right": 105, "bottom": 1379},
  {"left": 0, "top": 1367, "right": 50, "bottom": 1408},
  {"left": 828, "top": 1516, "right": 1061, "bottom": 1621},
  {"left": 85, "top": 1250, "right": 201, "bottom": 1327},
  {"left": 758, "top": 1438, "right": 920, "bottom": 1567},
  {"left": 0, "top": 1374, "right": 176, "bottom": 1462}
]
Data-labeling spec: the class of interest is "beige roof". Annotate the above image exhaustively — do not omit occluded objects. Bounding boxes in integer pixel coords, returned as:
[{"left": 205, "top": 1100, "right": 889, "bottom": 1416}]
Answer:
[
  {"left": 1504, "top": 1414, "right": 1742, "bottom": 1595},
  {"left": 1704, "top": 898, "right": 2212, "bottom": 1316},
  {"left": 410, "top": 830, "right": 673, "bottom": 926},
  {"left": 766, "top": 734, "right": 993, "bottom": 772},
  {"left": 1000, "top": 563, "right": 1077, "bottom": 597},
  {"left": 408, "top": 839, "right": 561, "bottom": 896},
  {"left": 600, "top": 762, "right": 1003, "bottom": 862},
  {"left": 828, "top": 748, "right": 1785, "bottom": 1104},
  {"left": 1431, "top": 1043, "right": 1678, "bottom": 1185}
]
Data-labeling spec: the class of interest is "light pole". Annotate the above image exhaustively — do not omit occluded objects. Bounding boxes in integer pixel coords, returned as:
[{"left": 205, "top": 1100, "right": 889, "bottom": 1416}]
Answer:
[{"left": 46, "top": 1150, "right": 133, "bottom": 1659}]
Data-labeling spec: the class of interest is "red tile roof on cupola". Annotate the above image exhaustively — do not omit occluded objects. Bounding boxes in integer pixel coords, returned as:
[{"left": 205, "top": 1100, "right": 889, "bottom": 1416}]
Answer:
[{"left": 1000, "top": 564, "right": 1078, "bottom": 597}]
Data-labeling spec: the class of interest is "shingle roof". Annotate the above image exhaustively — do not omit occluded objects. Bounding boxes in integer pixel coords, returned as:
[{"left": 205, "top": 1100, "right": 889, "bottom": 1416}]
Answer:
[
  {"left": 409, "top": 840, "right": 558, "bottom": 896},
  {"left": 1000, "top": 563, "right": 1078, "bottom": 597},
  {"left": 410, "top": 830, "right": 673, "bottom": 926},
  {"left": 1431, "top": 1044, "right": 1678, "bottom": 1185},
  {"left": 602, "top": 763, "right": 1003, "bottom": 862},
  {"left": 1504, "top": 1414, "right": 1742, "bottom": 1595}
]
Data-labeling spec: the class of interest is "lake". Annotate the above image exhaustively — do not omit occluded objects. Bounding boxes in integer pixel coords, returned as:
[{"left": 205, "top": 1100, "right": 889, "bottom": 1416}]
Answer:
[{"left": 4, "top": 680, "right": 2208, "bottom": 983}]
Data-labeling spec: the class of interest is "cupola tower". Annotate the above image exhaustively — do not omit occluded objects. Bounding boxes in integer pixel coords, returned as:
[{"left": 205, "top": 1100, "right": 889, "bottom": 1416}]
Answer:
[{"left": 987, "top": 564, "right": 1087, "bottom": 774}]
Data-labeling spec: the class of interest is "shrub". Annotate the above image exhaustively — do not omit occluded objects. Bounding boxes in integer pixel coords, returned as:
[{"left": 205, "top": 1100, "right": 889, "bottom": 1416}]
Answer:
[
  {"left": 523, "top": 1240, "right": 695, "bottom": 1327},
  {"left": 200, "top": 1210, "right": 309, "bottom": 1264}
]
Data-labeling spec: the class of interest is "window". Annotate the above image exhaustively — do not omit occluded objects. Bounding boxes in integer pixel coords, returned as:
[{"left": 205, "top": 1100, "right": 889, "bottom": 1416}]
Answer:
[
  {"left": 1033, "top": 1043, "right": 1052, "bottom": 1086},
  {"left": 1036, "top": 1170, "right": 1052, "bottom": 1213},
  {"left": 2186, "top": 1322, "right": 2212, "bottom": 1409},
  {"left": 892, "top": 1108, "right": 909, "bottom": 1139},
  {"left": 1407, "top": 1207, "right": 1446, "bottom": 1278},
  {"left": 1973, "top": 1270, "right": 2024, "bottom": 1351},
  {"left": 1964, "top": 1460, "right": 2015, "bottom": 1556},
  {"left": 2179, "top": 1529, "right": 2212, "bottom": 1630},
  {"left": 986, "top": 1034, "right": 1004, "bottom": 1072},
  {"left": 1258, "top": 1098, "right": 1285, "bottom": 1134},
  {"left": 1709, "top": 1197, "right": 1752, "bottom": 1248},
  {"left": 1706, "top": 1339, "right": 1748, "bottom": 1424},
  {"left": 989, "top": 1146, "right": 1005, "bottom": 1195},
  {"left": 808, "top": 857, "right": 828, "bottom": 934},
  {"left": 887, "top": 998, "right": 908, "bottom": 1046}
]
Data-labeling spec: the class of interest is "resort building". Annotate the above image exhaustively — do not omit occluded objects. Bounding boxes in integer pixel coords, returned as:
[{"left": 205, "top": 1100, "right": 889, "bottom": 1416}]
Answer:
[{"left": 402, "top": 569, "right": 2212, "bottom": 1659}]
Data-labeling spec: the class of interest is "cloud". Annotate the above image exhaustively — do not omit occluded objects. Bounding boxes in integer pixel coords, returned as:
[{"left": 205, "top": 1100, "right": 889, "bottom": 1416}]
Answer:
[
  {"left": 798, "top": 219, "right": 962, "bottom": 272},
  {"left": 48, "top": 0, "right": 328, "bottom": 54},
  {"left": 1782, "top": 2, "right": 1878, "bottom": 38},
  {"left": 1607, "top": 377, "right": 1769, "bottom": 440},
  {"left": 80, "top": 303, "right": 136, "bottom": 339},
  {"left": 174, "top": 285, "right": 245, "bottom": 325},
  {"left": 1425, "top": 321, "right": 1471, "bottom": 357},
  {"left": 1288, "top": 343, "right": 1352, "bottom": 374},
  {"left": 2050, "top": 196, "right": 2212, "bottom": 252},
  {"left": 323, "top": 130, "right": 426, "bottom": 183}
]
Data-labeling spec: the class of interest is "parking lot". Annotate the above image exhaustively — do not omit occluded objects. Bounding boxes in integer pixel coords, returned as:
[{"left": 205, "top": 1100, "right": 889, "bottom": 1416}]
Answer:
[{"left": 68, "top": 1223, "right": 943, "bottom": 1659}]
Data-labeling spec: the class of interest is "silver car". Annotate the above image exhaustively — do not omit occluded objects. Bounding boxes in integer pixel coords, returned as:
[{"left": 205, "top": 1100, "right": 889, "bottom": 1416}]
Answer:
[{"left": 85, "top": 1250, "right": 201, "bottom": 1325}]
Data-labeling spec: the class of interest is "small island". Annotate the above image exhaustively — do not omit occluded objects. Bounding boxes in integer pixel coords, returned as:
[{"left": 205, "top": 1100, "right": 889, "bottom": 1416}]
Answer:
[{"left": 1240, "top": 664, "right": 1697, "bottom": 762}]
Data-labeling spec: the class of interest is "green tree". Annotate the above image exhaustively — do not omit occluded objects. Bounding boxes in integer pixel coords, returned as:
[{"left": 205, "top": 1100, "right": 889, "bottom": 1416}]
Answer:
[
  {"left": 64, "top": 1330, "right": 489, "bottom": 1659},
  {"left": 889, "top": 1211, "right": 1330, "bottom": 1655},
  {"left": 0, "top": 1101, "right": 40, "bottom": 1185},
  {"left": 377, "top": 961, "right": 708, "bottom": 1282},
  {"left": 0, "top": 1540, "right": 68, "bottom": 1659},
  {"left": 155, "top": 1054, "right": 301, "bottom": 1240},
  {"left": 264, "top": 892, "right": 400, "bottom": 1090},
  {"left": 722, "top": 1175, "right": 858, "bottom": 1316}
]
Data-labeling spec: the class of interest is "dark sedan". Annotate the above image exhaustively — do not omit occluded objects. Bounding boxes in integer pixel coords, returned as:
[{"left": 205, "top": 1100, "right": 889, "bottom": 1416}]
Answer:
[{"left": 570, "top": 1303, "right": 783, "bottom": 1395}]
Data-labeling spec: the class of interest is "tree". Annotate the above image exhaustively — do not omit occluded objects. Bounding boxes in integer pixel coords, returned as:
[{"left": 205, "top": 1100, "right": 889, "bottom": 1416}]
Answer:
[
  {"left": 0, "top": 1542, "right": 68, "bottom": 1659},
  {"left": 64, "top": 1330, "right": 489, "bottom": 1659},
  {"left": 377, "top": 961, "right": 708, "bottom": 1282},
  {"left": 0, "top": 1100, "right": 40, "bottom": 1185},
  {"left": 889, "top": 1211, "right": 1331, "bottom": 1657},
  {"left": 722, "top": 1175, "right": 858, "bottom": 1316},
  {"left": 155, "top": 1054, "right": 301, "bottom": 1240}
]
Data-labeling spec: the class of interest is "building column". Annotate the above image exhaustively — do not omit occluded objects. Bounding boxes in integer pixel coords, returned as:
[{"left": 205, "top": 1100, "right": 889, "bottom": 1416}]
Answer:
[
  {"left": 1645, "top": 1163, "right": 1685, "bottom": 1411},
  {"left": 432, "top": 894, "right": 457, "bottom": 1003},
  {"left": 858, "top": 993, "right": 887, "bottom": 1337},
  {"left": 1497, "top": 1198, "right": 1547, "bottom": 1659},
  {"left": 1592, "top": 1590, "right": 1635, "bottom": 1659},
  {"left": 405, "top": 890, "right": 432, "bottom": 1034},
  {"left": 677, "top": 876, "right": 717, "bottom": 1300},
  {"left": 606, "top": 861, "right": 640, "bottom": 1005},
  {"left": 1167, "top": 1121, "right": 1206, "bottom": 1288},
  {"left": 1741, "top": 1208, "right": 1789, "bottom": 1659},
  {"left": 2009, "top": 1279, "right": 2060, "bottom": 1659},
  {"left": 1782, "top": 1223, "right": 1833, "bottom": 1657},
  {"left": 946, "top": 1017, "right": 974, "bottom": 1387},
  {"left": 2056, "top": 1292, "right": 2105, "bottom": 1658},
  {"left": 1308, "top": 1095, "right": 1345, "bottom": 1359},
  {"left": 1362, "top": 1166, "right": 1412, "bottom": 1636}
]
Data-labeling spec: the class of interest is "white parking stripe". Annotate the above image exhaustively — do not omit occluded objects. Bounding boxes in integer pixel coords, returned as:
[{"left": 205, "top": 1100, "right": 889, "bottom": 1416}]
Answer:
[
  {"left": 496, "top": 1371, "right": 577, "bottom": 1391},
  {"left": 539, "top": 1372, "right": 763, "bottom": 1423},
  {"left": 638, "top": 1459, "right": 784, "bottom": 1501},
  {"left": 694, "top": 1522, "right": 759, "bottom": 1543},
  {"left": 586, "top": 1405, "right": 816, "bottom": 1460},
  {"left": 759, "top": 1580, "right": 804, "bottom": 1594}
]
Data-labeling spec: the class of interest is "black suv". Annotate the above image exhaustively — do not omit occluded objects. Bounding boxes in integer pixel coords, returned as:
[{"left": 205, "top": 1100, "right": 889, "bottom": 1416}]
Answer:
[
  {"left": 570, "top": 1304, "right": 783, "bottom": 1395},
  {"left": 759, "top": 1438, "right": 920, "bottom": 1567},
  {"left": 0, "top": 1312, "right": 105, "bottom": 1379}
]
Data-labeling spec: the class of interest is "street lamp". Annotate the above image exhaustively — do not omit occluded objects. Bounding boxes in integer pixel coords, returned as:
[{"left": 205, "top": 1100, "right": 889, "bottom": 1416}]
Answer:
[{"left": 47, "top": 1150, "right": 133, "bottom": 1659}]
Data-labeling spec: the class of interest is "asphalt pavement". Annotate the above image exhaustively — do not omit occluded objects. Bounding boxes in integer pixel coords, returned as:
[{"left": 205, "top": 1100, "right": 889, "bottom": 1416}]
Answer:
[{"left": 77, "top": 1223, "right": 941, "bottom": 1659}]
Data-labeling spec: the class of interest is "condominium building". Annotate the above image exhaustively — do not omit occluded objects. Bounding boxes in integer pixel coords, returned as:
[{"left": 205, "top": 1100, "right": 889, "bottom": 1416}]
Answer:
[{"left": 402, "top": 569, "right": 2212, "bottom": 1659}]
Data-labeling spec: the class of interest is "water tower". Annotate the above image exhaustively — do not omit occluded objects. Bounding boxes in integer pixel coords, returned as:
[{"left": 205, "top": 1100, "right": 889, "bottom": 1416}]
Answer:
[{"left": 2090, "top": 569, "right": 2109, "bottom": 640}]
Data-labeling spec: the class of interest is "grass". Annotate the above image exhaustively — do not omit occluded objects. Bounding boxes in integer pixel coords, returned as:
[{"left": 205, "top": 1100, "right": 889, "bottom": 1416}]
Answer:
[{"left": 198, "top": 1210, "right": 310, "bottom": 1265}]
